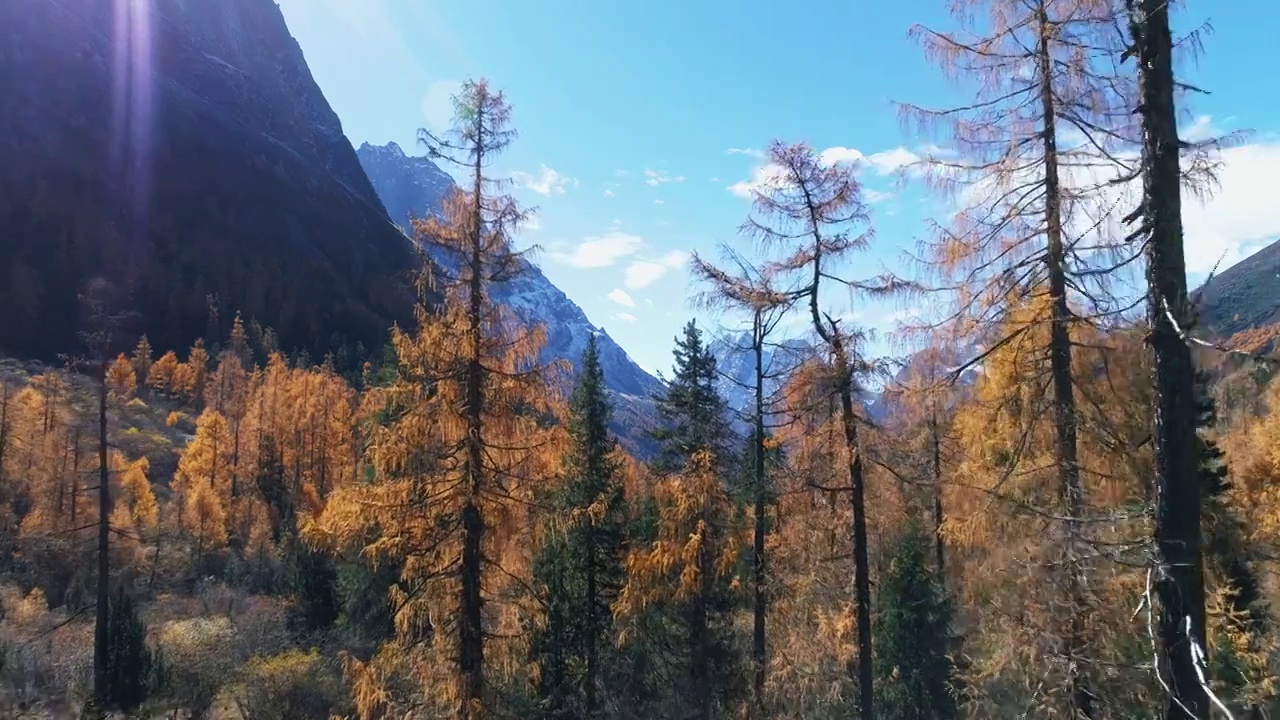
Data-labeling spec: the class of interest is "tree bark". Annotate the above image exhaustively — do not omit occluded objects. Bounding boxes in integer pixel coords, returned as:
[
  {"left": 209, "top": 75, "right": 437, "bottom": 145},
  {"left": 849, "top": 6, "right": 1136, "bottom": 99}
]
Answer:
[
  {"left": 930, "top": 412, "right": 945, "bottom": 575},
  {"left": 1035, "top": 4, "right": 1093, "bottom": 715},
  {"left": 459, "top": 101, "right": 488, "bottom": 720},
  {"left": 586, "top": 513, "right": 599, "bottom": 716},
  {"left": 93, "top": 360, "right": 111, "bottom": 706},
  {"left": 752, "top": 313, "right": 768, "bottom": 713},
  {"left": 838, "top": 370, "right": 873, "bottom": 720},
  {"left": 1126, "top": 1, "right": 1210, "bottom": 716}
]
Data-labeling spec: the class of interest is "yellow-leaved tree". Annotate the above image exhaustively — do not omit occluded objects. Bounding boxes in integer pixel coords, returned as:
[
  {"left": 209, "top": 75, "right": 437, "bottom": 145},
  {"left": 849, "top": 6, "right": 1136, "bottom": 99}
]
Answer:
[
  {"left": 308, "top": 78, "right": 562, "bottom": 720},
  {"left": 616, "top": 449, "right": 744, "bottom": 720}
]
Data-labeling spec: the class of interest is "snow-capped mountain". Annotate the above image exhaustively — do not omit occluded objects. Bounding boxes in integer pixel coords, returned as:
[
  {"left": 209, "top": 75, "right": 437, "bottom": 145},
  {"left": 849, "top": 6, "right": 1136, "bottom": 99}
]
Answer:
[
  {"left": 707, "top": 332, "right": 813, "bottom": 434},
  {"left": 356, "top": 142, "right": 664, "bottom": 458},
  {"left": 709, "top": 329, "right": 984, "bottom": 432}
]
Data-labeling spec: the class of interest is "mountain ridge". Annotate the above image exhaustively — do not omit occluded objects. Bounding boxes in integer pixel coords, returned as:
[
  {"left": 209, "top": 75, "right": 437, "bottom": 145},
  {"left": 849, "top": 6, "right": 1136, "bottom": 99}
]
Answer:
[{"left": 1195, "top": 237, "right": 1280, "bottom": 342}]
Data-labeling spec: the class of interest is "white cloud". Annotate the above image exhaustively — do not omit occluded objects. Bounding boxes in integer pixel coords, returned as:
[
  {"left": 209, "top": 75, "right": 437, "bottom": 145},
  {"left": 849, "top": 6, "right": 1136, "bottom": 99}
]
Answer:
[
  {"left": 644, "top": 168, "right": 683, "bottom": 186},
  {"left": 1182, "top": 141, "right": 1280, "bottom": 274},
  {"left": 727, "top": 163, "right": 788, "bottom": 199},
  {"left": 607, "top": 288, "right": 636, "bottom": 307},
  {"left": 709, "top": 177, "right": 721, "bottom": 182},
  {"left": 728, "top": 145, "right": 924, "bottom": 201},
  {"left": 660, "top": 249, "right": 689, "bottom": 265},
  {"left": 865, "top": 147, "right": 922, "bottom": 175},
  {"left": 524, "top": 216, "right": 543, "bottom": 231},
  {"left": 1183, "top": 115, "right": 1218, "bottom": 143},
  {"left": 727, "top": 147, "right": 765, "bottom": 158},
  {"left": 819, "top": 146, "right": 864, "bottom": 166},
  {"left": 654, "top": 199, "right": 665, "bottom": 205},
  {"left": 511, "top": 165, "right": 577, "bottom": 196},
  {"left": 420, "top": 79, "right": 462, "bottom": 131},
  {"left": 916, "top": 143, "right": 956, "bottom": 158},
  {"left": 872, "top": 306, "right": 924, "bottom": 330},
  {"left": 1054, "top": 137, "right": 1280, "bottom": 277},
  {"left": 865, "top": 188, "right": 895, "bottom": 204},
  {"left": 624, "top": 250, "right": 689, "bottom": 289},
  {"left": 625, "top": 263, "right": 666, "bottom": 288},
  {"left": 614, "top": 169, "right": 631, "bottom": 178},
  {"left": 943, "top": 117, "right": 1280, "bottom": 278},
  {"left": 603, "top": 189, "right": 615, "bottom": 197},
  {"left": 613, "top": 313, "right": 638, "bottom": 323},
  {"left": 549, "top": 231, "right": 644, "bottom": 268}
]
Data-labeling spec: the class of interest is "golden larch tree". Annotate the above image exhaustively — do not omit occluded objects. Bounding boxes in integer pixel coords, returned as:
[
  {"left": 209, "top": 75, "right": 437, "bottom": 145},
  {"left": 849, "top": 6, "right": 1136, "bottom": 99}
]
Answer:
[{"left": 310, "top": 78, "right": 562, "bottom": 720}]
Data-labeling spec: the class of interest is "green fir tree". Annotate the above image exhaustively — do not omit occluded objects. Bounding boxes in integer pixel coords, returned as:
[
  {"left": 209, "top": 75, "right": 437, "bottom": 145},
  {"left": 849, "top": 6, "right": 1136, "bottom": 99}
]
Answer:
[
  {"left": 531, "top": 335, "right": 630, "bottom": 719},
  {"left": 650, "top": 321, "right": 732, "bottom": 475},
  {"left": 104, "top": 587, "right": 153, "bottom": 713},
  {"left": 873, "top": 518, "right": 957, "bottom": 720}
]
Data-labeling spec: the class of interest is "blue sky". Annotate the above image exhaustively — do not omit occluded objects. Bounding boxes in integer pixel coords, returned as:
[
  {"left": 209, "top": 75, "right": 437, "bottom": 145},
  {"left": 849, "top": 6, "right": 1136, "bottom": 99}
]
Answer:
[{"left": 276, "top": 0, "right": 1280, "bottom": 377}]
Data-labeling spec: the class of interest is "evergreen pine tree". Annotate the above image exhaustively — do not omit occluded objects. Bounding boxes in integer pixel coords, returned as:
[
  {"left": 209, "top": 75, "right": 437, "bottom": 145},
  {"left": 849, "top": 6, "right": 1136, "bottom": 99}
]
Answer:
[
  {"left": 1195, "top": 370, "right": 1268, "bottom": 697},
  {"left": 287, "top": 539, "right": 341, "bottom": 633},
  {"left": 1195, "top": 369, "right": 1264, "bottom": 625},
  {"left": 337, "top": 554, "right": 402, "bottom": 644},
  {"left": 531, "top": 335, "right": 629, "bottom": 719},
  {"left": 650, "top": 321, "right": 731, "bottom": 475},
  {"left": 624, "top": 322, "right": 742, "bottom": 720},
  {"left": 104, "top": 586, "right": 152, "bottom": 713},
  {"left": 873, "top": 518, "right": 956, "bottom": 720}
]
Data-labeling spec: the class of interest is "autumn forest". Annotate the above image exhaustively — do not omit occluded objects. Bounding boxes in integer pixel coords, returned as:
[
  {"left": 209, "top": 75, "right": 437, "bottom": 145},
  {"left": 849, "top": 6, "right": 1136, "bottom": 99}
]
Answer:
[{"left": 2, "top": 0, "right": 1279, "bottom": 719}]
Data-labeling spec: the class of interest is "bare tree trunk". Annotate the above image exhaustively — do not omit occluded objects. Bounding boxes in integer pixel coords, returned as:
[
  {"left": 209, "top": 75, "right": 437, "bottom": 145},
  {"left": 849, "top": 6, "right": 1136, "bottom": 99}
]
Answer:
[
  {"left": 0, "top": 382, "right": 9, "bottom": 486},
  {"left": 1125, "top": 1, "right": 1209, "bottom": 716},
  {"left": 832, "top": 342, "right": 873, "bottom": 720},
  {"left": 692, "top": 544, "right": 713, "bottom": 720},
  {"left": 93, "top": 360, "right": 111, "bottom": 706},
  {"left": 585, "top": 514, "right": 599, "bottom": 715},
  {"left": 230, "top": 417, "right": 241, "bottom": 499},
  {"left": 930, "top": 412, "right": 945, "bottom": 575},
  {"left": 458, "top": 108, "right": 488, "bottom": 720},
  {"left": 71, "top": 426, "right": 82, "bottom": 525},
  {"left": 752, "top": 315, "right": 768, "bottom": 712},
  {"left": 1035, "top": 5, "right": 1093, "bottom": 715}
]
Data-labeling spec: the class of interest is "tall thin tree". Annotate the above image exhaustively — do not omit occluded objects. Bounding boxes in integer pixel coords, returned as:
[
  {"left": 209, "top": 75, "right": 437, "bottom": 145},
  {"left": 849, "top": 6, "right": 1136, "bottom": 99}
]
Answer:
[
  {"left": 78, "top": 277, "right": 135, "bottom": 712},
  {"left": 313, "top": 79, "right": 560, "bottom": 720},
  {"left": 691, "top": 247, "right": 790, "bottom": 711},
  {"left": 742, "top": 141, "right": 883, "bottom": 720},
  {"left": 1122, "top": 1, "right": 1210, "bottom": 715},
  {"left": 900, "top": 2, "right": 1144, "bottom": 713}
]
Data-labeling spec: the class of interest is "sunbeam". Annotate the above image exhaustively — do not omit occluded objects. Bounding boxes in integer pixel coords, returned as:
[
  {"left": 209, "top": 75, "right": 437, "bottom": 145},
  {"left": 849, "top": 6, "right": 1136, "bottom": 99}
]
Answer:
[{"left": 110, "top": 0, "right": 155, "bottom": 249}]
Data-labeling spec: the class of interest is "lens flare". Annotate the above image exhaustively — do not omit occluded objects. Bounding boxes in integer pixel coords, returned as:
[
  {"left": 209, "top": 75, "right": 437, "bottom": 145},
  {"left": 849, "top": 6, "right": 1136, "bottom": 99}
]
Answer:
[{"left": 110, "top": 0, "right": 154, "bottom": 245}]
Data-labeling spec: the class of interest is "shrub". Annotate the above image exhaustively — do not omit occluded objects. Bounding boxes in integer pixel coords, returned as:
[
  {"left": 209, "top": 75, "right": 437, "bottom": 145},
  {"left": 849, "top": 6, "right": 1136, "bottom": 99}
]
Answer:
[{"left": 230, "top": 649, "right": 348, "bottom": 720}]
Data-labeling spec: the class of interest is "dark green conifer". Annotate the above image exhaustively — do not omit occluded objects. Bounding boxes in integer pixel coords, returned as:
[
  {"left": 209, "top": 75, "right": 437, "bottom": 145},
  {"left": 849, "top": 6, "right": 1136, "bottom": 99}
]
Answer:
[
  {"left": 531, "top": 335, "right": 629, "bottom": 718},
  {"left": 104, "top": 587, "right": 153, "bottom": 713},
  {"left": 873, "top": 518, "right": 957, "bottom": 720}
]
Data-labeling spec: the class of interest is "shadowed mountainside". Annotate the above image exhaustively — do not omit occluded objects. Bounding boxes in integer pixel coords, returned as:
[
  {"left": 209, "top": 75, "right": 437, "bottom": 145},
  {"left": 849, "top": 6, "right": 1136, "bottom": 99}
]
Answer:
[{"left": 0, "top": 0, "right": 414, "bottom": 361}]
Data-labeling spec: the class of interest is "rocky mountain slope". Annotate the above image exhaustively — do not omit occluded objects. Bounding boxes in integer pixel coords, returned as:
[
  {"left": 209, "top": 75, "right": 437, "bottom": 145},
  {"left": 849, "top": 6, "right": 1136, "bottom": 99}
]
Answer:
[
  {"left": 356, "top": 142, "right": 665, "bottom": 457},
  {"left": 1195, "top": 237, "right": 1280, "bottom": 343},
  {"left": 0, "top": 0, "right": 413, "bottom": 361}
]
